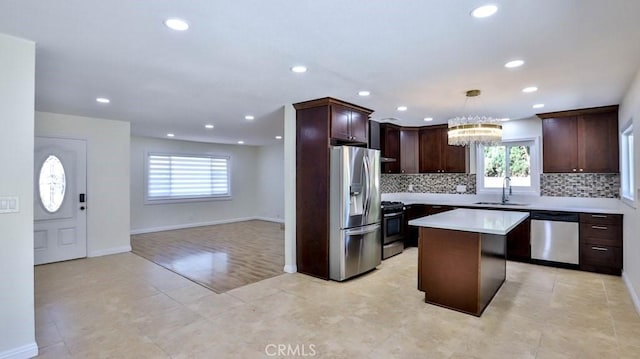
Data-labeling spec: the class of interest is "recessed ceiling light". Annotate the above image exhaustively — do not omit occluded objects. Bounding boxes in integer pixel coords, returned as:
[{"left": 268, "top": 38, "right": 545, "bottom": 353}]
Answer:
[
  {"left": 532, "top": 103, "right": 545, "bottom": 109},
  {"left": 522, "top": 86, "right": 538, "bottom": 93},
  {"left": 164, "top": 18, "right": 189, "bottom": 31},
  {"left": 504, "top": 60, "right": 524, "bottom": 68},
  {"left": 96, "top": 97, "right": 110, "bottom": 104},
  {"left": 358, "top": 91, "right": 371, "bottom": 96},
  {"left": 205, "top": 124, "right": 214, "bottom": 129},
  {"left": 237, "top": 140, "right": 244, "bottom": 144},
  {"left": 166, "top": 133, "right": 175, "bottom": 137},
  {"left": 424, "top": 117, "right": 433, "bottom": 122},
  {"left": 291, "top": 66, "right": 307, "bottom": 73},
  {"left": 471, "top": 5, "right": 498, "bottom": 18},
  {"left": 501, "top": 118, "right": 511, "bottom": 122},
  {"left": 397, "top": 106, "right": 408, "bottom": 112},
  {"left": 275, "top": 136, "right": 283, "bottom": 140},
  {"left": 245, "top": 115, "right": 255, "bottom": 120}
]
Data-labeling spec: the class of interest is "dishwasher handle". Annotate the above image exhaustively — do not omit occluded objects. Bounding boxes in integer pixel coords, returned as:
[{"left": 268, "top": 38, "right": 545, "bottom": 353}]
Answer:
[{"left": 530, "top": 211, "right": 579, "bottom": 222}]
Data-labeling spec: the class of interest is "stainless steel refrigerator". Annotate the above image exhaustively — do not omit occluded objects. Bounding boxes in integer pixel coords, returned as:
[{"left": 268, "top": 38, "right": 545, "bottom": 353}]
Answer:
[{"left": 329, "top": 145, "right": 381, "bottom": 281}]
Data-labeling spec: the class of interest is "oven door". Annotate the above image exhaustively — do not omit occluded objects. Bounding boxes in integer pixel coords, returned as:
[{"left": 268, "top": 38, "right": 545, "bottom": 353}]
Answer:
[{"left": 382, "top": 211, "right": 404, "bottom": 245}]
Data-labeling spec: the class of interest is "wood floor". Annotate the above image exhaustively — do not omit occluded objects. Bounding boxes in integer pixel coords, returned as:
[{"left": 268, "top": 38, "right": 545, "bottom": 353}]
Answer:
[{"left": 131, "top": 220, "right": 284, "bottom": 293}]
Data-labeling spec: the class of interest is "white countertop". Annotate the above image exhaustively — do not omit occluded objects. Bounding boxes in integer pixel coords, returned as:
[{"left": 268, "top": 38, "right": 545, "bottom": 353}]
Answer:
[
  {"left": 408, "top": 208, "right": 530, "bottom": 235},
  {"left": 382, "top": 193, "right": 626, "bottom": 214}
]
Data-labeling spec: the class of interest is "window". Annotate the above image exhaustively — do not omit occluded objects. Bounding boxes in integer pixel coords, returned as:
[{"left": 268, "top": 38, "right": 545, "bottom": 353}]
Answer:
[
  {"left": 621, "top": 124, "right": 634, "bottom": 203},
  {"left": 39, "top": 155, "right": 66, "bottom": 212},
  {"left": 477, "top": 139, "right": 539, "bottom": 194},
  {"left": 146, "top": 153, "right": 231, "bottom": 202}
]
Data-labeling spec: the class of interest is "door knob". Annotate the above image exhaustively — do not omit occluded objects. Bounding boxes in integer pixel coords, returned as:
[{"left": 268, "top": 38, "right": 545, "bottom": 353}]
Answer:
[{"left": 80, "top": 206, "right": 86, "bottom": 211}]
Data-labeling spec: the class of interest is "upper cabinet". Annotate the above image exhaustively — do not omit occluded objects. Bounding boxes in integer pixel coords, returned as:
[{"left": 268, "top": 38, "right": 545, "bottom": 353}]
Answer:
[
  {"left": 330, "top": 103, "right": 370, "bottom": 143},
  {"left": 400, "top": 128, "right": 419, "bottom": 174},
  {"left": 419, "top": 125, "right": 466, "bottom": 173},
  {"left": 539, "top": 105, "right": 619, "bottom": 173},
  {"left": 380, "top": 124, "right": 419, "bottom": 174},
  {"left": 381, "top": 124, "right": 401, "bottom": 173},
  {"left": 380, "top": 124, "right": 466, "bottom": 174},
  {"left": 294, "top": 97, "right": 373, "bottom": 145}
]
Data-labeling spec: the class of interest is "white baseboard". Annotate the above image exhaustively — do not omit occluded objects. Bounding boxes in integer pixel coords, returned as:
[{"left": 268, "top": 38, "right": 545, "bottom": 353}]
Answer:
[
  {"left": 130, "top": 216, "right": 282, "bottom": 235},
  {"left": 88, "top": 245, "right": 132, "bottom": 257},
  {"left": 0, "top": 342, "right": 38, "bottom": 359},
  {"left": 622, "top": 271, "right": 640, "bottom": 315},
  {"left": 253, "top": 216, "right": 285, "bottom": 224},
  {"left": 283, "top": 264, "right": 297, "bottom": 273}
]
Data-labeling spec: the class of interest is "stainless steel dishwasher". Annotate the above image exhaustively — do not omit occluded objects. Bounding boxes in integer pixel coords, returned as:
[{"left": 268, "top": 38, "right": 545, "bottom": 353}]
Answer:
[{"left": 530, "top": 211, "right": 580, "bottom": 264}]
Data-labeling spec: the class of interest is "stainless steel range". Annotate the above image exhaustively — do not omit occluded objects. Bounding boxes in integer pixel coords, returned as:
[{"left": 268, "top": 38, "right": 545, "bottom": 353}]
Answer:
[{"left": 381, "top": 201, "right": 405, "bottom": 259}]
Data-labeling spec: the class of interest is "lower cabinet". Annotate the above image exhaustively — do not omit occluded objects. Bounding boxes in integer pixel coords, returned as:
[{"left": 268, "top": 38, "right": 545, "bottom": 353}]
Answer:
[
  {"left": 579, "top": 213, "right": 623, "bottom": 275},
  {"left": 506, "top": 218, "right": 531, "bottom": 262},
  {"left": 404, "top": 205, "right": 428, "bottom": 247}
]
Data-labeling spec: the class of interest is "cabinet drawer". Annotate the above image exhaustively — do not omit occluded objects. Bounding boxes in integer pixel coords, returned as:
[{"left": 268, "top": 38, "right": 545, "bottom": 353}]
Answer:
[
  {"left": 579, "top": 213, "right": 622, "bottom": 226},
  {"left": 580, "top": 223, "right": 622, "bottom": 246},
  {"left": 580, "top": 244, "right": 622, "bottom": 269}
]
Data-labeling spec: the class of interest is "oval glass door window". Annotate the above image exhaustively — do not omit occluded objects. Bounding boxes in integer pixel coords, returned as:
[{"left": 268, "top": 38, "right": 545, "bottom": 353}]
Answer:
[{"left": 39, "top": 155, "right": 66, "bottom": 212}]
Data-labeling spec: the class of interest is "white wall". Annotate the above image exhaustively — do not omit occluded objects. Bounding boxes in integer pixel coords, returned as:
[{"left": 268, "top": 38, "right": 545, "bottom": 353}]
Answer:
[
  {"left": 130, "top": 136, "right": 264, "bottom": 232},
  {"left": 35, "top": 112, "right": 131, "bottom": 257},
  {"left": 256, "top": 143, "right": 285, "bottom": 222},
  {"left": 0, "top": 34, "right": 38, "bottom": 359},
  {"left": 619, "top": 66, "right": 640, "bottom": 310}
]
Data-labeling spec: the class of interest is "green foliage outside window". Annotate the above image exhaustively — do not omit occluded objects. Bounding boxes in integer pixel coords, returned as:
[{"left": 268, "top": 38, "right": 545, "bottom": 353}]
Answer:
[{"left": 484, "top": 145, "right": 530, "bottom": 178}]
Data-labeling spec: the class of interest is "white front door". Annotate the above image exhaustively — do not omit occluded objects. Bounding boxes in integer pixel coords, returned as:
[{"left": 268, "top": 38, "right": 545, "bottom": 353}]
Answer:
[{"left": 34, "top": 137, "right": 87, "bottom": 265}]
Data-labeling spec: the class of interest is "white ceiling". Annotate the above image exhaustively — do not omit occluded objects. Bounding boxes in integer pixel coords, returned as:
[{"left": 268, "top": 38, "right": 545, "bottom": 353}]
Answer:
[{"left": 1, "top": 1, "right": 640, "bottom": 146}]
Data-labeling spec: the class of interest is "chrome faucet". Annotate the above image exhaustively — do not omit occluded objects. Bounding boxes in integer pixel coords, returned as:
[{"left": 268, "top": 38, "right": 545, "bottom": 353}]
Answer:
[{"left": 502, "top": 176, "right": 512, "bottom": 204}]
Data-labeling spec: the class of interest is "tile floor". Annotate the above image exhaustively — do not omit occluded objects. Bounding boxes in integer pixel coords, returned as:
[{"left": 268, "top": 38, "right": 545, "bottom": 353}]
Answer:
[
  {"left": 35, "top": 248, "right": 640, "bottom": 358},
  {"left": 131, "top": 220, "right": 284, "bottom": 293}
]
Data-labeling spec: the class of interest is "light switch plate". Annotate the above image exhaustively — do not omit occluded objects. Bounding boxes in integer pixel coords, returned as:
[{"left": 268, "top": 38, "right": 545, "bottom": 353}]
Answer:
[
  {"left": 0, "top": 196, "right": 19, "bottom": 213},
  {"left": 456, "top": 185, "right": 467, "bottom": 193}
]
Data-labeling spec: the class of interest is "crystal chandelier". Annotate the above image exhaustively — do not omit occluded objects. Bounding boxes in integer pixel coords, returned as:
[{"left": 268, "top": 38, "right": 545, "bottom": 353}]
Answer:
[{"left": 447, "top": 90, "right": 503, "bottom": 146}]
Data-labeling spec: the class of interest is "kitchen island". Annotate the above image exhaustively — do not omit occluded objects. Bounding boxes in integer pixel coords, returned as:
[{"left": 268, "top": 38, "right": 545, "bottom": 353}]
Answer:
[{"left": 409, "top": 208, "right": 529, "bottom": 316}]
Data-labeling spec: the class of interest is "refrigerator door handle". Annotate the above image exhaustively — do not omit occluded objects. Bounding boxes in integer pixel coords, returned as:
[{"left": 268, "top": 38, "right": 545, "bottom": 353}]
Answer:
[
  {"left": 363, "top": 154, "right": 371, "bottom": 219},
  {"left": 346, "top": 223, "right": 381, "bottom": 236}
]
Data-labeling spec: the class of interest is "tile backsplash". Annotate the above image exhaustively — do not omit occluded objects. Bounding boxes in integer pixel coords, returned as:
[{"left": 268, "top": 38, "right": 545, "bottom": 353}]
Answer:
[
  {"left": 381, "top": 172, "right": 620, "bottom": 198},
  {"left": 381, "top": 173, "right": 477, "bottom": 194},
  {"left": 540, "top": 173, "right": 620, "bottom": 198}
]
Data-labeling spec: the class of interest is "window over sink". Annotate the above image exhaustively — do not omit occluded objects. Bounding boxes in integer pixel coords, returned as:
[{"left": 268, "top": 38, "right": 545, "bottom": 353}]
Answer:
[{"left": 476, "top": 139, "right": 540, "bottom": 195}]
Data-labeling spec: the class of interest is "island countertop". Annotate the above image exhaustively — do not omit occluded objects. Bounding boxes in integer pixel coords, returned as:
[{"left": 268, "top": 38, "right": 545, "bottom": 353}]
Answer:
[{"left": 408, "top": 208, "right": 529, "bottom": 235}]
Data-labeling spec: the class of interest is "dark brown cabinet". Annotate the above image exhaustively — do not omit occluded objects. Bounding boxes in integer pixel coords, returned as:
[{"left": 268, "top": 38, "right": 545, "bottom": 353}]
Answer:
[
  {"left": 506, "top": 218, "right": 530, "bottom": 262},
  {"left": 400, "top": 129, "right": 419, "bottom": 173},
  {"left": 293, "top": 97, "right": 373, "bottom": 279},
  {"left": 381, "top": 126, "right": 419, "bottom": 174},
  {"left": 579, "top": 213, "right": 623, "bottom": 275},
  {"left": 419, "top": 125, "right": 466, "bottom": 173},
  {"left": 330, "top": 103, "right": 369, "bottom": 143},
  {"left": 380, "top": 124, "right": 466, "bottom": 174},
  {"left": 381, "top": 124, "right": 401, "bottom": 173},
  {"left": 539, "top": 105, "right": 619, "bottom": 173}
]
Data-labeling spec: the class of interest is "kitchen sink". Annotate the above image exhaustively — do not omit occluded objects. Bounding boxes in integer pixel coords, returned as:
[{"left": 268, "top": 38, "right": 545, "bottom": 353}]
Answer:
[{"left": 473, "top": 201, "right": 530, "bottom": 206}]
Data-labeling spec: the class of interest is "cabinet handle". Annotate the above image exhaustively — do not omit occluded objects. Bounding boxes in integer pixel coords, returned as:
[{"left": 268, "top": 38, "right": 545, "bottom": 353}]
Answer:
[
  {"left": 591, "top": 246, "right": 608, "bottom": 251},
  {"left": 592, "top": 214, "right": 608, "bottom": 218},
  {"left": 591, "top": 225, "right": 608, "bottom": 230}
]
